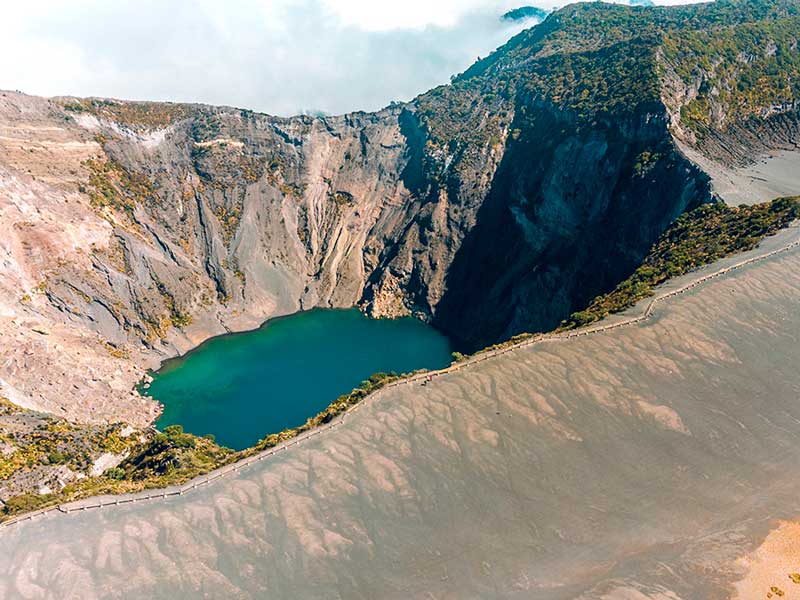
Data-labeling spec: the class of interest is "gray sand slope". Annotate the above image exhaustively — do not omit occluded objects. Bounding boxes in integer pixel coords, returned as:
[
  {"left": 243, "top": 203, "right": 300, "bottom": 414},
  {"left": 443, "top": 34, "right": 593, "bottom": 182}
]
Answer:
[
  {"left": 3, "top": 228, "right": 800, "bottom": 599},
  {"left": 681, "top": 143, "right": 800, "bottom": 206}
]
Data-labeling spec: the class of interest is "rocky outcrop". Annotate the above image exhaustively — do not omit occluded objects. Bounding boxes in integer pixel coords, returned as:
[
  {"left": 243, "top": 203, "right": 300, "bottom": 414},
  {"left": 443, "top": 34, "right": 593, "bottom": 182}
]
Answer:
[{"left": 433, "top": 100, "right": 710, "bottom": 349}]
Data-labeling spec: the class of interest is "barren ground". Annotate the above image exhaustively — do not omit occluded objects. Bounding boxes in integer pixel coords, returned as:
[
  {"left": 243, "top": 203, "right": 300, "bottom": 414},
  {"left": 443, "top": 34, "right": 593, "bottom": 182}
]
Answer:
[
  {"left": 679, "top": 143, "right": 800, "bottom": 207},
  {"left": 2, "top": 228, "right": 800, "bottom": 599}
]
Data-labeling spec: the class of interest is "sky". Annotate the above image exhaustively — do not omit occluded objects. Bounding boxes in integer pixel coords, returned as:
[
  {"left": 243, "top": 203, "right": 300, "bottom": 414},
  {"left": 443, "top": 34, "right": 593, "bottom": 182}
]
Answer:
[{"left": 0, "top": 0, "right": 708, "bottom": 117}]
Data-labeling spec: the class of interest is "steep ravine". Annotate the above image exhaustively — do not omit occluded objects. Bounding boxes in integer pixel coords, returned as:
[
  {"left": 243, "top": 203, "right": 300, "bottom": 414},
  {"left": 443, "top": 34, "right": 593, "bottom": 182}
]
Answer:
[
  {"left": 432, "top": 99, "right": 711, "bottom": 350},
  {"left": 54, "top": 92, "right": 712, "bottom": 357}
]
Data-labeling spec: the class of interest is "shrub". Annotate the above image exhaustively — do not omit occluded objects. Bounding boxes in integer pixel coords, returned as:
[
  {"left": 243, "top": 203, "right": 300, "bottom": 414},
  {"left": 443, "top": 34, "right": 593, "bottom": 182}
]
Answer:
[
  {"left": 559, "top": 197, "right": 800, "bottom": 330},
  {"left": 2, "top": 492, "right": 54, "bottom": 516},
  {"left": 105, "top": 467, "right": 126, "bottom": 480},
  {"left": 47, "top": 452, "right": 69, "bottom": 465},
  {"left": 155, "top": 425, "right": 196, "bottom": 449}
]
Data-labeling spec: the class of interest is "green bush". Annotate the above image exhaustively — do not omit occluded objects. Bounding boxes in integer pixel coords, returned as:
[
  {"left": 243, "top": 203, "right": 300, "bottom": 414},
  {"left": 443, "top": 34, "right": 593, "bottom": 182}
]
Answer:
[
  {"left": 47, "top": 452, "right": 69, "bottom": 465},
  {"left": 559, "top": 196, "right": 800, "bottom": 330},
  {"left": 2, "top": 492, "right": 54, "bottom": 516},
  {"left": 154, "top": 425, "right": 196, "bottom": 450},
  {"left": 105, "top": 467, "right": 126, "bottom": 480}
]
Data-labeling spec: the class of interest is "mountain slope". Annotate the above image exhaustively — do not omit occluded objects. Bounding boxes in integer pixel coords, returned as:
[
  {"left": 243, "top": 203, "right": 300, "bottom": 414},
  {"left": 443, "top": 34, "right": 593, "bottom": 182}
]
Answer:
[{"left": 0, "top": 0, "right": 799, "bottom": 423}]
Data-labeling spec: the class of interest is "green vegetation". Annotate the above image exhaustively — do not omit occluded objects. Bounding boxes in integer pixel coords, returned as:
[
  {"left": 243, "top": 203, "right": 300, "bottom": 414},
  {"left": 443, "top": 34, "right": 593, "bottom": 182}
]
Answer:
[
  {"left": 170, "top": 313, "right": 193, "bottom": 328},
  {"left": 242, "top": 372, "right": 401, "bottom": 456},
  {"left": 1, "top": 420, "right": 233, "bottom": 520},
  {"left": 1, "top": 373, "right": 402, "bottom": 521},
  {"left": 633, "top": 151, "right": 661, "bottom": 177},
  {"left": 0, "top": 397, "right": 21, "bottom": 415},
  {"left": 450, "top": 351, "right": 468, "bottom": 363},
  {"left": 522, "top": 37, "right": 661, "bottom": 120},
  {"left": 190, "top": 114, "right": 266, "bottom": 186},
  {"left": 662, "top": 15, "right": 800, "bottom": 136},
  {"left": 475, "top": 332, "right": 537, "bottom": 355},
  {"left": 330, "top": 191, "right": 354, "bottom": 207},
  {"left": 83, "top": 155, "right": 157, "bottom": 219},
  {"left": 238, "top": 155, "right": 264, "bottom": 183},
  {"left": 0, "top": 410, "right": 143, "bottom": 499},
  {"left": 193, "top": 142, "right": 266, "bottom": 187},
  {"left": 3, "top": 193, "right": 798, "bottom": 520},
  {"left": 462, "top": 0, "right": 797, "bottom": 80},
  {"left": 413, "top": 0, "right": 800, "bottom": 176},
  {"left": 104, "top": 342, "right": 131, "bottom": 360},
  {"left": 419, "top": 196, "right": 799, "bottom": 361},
  {"left": 559, "top": 197, "right": 800, "bottom": 330},
  {"left": 62, "top": 98, "right": 195, "bottom": 130},
  {"left": 502, "top": 6, "right": 548, "bottom": 22},
  {"left": 112, "top": 425, "right": 232, "bottom": 483},
  {"left": 152, "top": 277, "right": 193, "bottom": 333},
  {"left": 3, "top": 492, "right": 56, "bottom": 516},
  {"left": 5, "top": 0, "right": 800, "bottom": 523},
  {"left": 411, "top": 0, "right": 800, "bottom": 189},
  {"left": 679, "top": 97, "right": 712, "bottom": 130},
  {"left": 104, "top": 467, "right": 126, "bottom": 480},
  {"left": 213, "top": 203, "right": 243, "bottom": 243}
]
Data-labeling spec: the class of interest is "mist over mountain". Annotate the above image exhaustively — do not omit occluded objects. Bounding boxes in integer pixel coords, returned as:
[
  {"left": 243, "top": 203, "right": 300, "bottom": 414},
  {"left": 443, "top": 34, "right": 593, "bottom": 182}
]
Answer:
[
  {"left": 0, "top": 0, "right": 704, "bottom": 117},
  {"left": 502, "top": 6, "right": 550, "bottom": 21},
  {"left": 0, "top": 1, "right": 544, "bottom": 116}
]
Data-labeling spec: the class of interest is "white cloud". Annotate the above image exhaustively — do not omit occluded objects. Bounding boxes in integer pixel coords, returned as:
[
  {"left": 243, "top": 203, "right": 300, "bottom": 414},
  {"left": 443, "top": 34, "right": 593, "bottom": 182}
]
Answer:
[
  {"left": 0, "top": 0, "right": 711, "bottom": 116},
  {"left": 302, "top": 0, "right": 708, "bottom": 30},
  {"left": 317, "top": 0, "right": 499, "bottom": 30}
]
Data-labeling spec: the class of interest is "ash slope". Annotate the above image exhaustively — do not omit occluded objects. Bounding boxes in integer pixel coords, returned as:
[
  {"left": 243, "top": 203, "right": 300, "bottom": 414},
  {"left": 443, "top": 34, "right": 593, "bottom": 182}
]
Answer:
[
  {"left": 2, "top": 225, "right": 800, "bottom": 599},
  {"left": 4, "top": 0, "right": 800, "bottom": 427}
]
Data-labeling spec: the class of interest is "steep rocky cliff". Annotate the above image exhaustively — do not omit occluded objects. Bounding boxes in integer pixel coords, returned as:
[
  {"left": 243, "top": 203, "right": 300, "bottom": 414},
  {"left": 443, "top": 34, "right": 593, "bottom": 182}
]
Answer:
[{"left": 1, "top": 0, "right": 799, "bottom": 428}]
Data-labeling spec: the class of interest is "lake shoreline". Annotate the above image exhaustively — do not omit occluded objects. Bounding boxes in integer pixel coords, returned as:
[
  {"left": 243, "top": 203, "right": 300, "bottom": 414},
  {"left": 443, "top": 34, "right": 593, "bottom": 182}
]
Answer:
[{"left": 142, "top": 308, "right": 454, "bottom": 450}]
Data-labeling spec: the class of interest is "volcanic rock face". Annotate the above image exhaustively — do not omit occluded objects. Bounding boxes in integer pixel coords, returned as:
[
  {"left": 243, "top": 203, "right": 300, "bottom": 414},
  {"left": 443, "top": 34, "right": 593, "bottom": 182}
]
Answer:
[
  {"left": 1, "top": 0, "right": 799, "bottom": 423},
  {"left": 430, "top": 101, "right": 709, "bottom": 349}
]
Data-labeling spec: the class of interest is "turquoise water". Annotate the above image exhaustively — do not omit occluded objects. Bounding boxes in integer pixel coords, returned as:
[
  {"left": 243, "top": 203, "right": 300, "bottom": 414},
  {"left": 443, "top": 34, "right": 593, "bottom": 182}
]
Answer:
[{"left": 145, "top": 309, "right": 453, "bottom": 450}]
